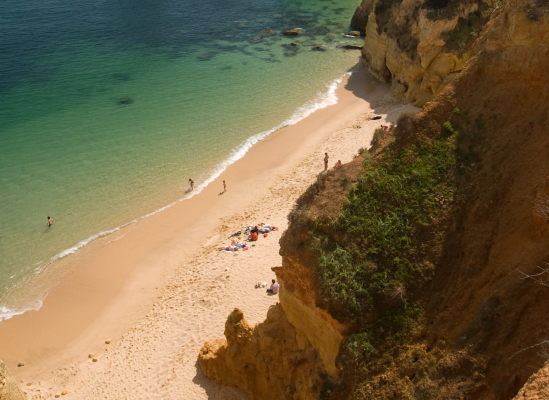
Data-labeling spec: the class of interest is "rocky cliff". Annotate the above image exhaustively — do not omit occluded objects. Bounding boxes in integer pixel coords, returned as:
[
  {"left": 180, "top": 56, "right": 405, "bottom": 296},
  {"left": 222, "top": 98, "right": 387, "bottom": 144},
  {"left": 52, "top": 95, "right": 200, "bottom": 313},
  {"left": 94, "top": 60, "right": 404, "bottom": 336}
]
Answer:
[
  {"left": 0, "top": 359, "right": 26, "bottom": 400},
  {"left": 199, "top": 0, "right": 549, "bottom": 398},
  {"left": 352, "top": 0, "right": 498, "bottom": 105}
]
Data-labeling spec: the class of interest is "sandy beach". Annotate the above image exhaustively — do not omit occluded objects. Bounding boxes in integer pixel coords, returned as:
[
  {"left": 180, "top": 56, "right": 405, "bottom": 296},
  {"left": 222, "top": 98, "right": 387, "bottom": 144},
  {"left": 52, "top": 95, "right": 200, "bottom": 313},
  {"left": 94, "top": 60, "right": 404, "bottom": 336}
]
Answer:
[{"left": 0, "top": 66, "right": 418, "bottom": 399}]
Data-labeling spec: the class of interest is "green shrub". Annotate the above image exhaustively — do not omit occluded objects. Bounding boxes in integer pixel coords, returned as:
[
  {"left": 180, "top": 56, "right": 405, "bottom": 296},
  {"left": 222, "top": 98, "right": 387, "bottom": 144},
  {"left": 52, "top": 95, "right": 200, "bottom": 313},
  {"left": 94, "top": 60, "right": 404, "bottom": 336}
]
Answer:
[{"left": 314, "top": 135, "right": 457, "bottom": 322}]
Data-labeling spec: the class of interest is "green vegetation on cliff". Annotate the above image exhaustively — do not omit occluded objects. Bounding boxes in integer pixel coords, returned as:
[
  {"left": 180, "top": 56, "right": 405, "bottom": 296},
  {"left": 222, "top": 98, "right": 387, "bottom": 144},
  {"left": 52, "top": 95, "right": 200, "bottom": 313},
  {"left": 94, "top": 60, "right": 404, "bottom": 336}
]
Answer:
[
  {"left": 290, "top": 113, "right": 465, "bottom": 370},
  {"left": 316, "top": 136, "right": 456, "bottom": 319},
  {"left": 286, "top": 108, "right": 489, "bottom": 398}
]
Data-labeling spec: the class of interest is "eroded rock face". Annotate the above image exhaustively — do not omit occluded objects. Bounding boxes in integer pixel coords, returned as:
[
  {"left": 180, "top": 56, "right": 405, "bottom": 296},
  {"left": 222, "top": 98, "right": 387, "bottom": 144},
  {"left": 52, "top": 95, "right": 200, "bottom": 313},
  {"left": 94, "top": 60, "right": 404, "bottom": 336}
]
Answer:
[
  {"left": 274, "top": 267, "right": 346, "bottom": 379},
  {"left": 198, "top": 306, "right": 327, "bottom": 400},
  {"left": 358, "top": 0, "right": 492, "bottom": 105},
  {"left": 351, "top": 0, "right": 375, "bottom": 32},
  {"left": 0, "top": 359, "right": 26, "bottom": 400}
]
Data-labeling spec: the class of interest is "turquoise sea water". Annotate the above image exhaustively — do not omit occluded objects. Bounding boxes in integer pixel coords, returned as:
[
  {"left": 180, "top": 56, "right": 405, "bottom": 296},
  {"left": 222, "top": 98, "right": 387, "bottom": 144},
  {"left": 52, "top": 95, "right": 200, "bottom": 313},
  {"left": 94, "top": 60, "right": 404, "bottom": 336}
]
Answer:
[{"left": 0, "top": 0, "right": 362, "bottom": 320}]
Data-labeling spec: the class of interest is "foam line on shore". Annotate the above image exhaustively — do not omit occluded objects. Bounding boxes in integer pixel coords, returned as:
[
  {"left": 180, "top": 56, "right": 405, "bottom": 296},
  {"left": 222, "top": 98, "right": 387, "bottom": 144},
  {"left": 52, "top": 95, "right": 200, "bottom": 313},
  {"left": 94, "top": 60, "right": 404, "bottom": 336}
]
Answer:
[{"left": 0, "top": 72, "right": 350, "bottom": 322}]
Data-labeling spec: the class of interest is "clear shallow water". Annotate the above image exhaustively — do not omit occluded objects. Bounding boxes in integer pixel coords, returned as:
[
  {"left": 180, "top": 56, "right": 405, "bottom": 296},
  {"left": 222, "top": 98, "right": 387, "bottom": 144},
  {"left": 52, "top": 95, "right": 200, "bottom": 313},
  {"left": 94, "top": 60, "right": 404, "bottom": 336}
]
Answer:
[{"left": 0, "top": 0, "right": 362, "bottom": 319}]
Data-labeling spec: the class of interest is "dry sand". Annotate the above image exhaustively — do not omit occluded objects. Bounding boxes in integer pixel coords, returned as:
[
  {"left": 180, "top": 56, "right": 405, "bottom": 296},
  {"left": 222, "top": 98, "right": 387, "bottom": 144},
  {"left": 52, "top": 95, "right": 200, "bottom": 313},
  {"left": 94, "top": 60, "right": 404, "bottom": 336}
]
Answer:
[{"left": 0, "top": 66, "right": 418, "bottom": 399}]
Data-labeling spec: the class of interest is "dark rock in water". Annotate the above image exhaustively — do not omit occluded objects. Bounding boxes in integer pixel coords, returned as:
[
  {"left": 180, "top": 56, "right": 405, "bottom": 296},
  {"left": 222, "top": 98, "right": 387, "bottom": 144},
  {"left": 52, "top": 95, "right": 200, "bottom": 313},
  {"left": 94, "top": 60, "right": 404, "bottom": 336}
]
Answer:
[
  {"left": 197, "top": 52, "right": 218, "bottom": 61},
  {"left": 340, "top": 44, "right": 363, "bottom": 50},
  {"left": 282, "top": 43, "right": 299, "bottom": 56},
  {"left": 119, "top": 97, "right": 133, "bottom": 105},
  {"left": 262, "top": 29, "right": 275, "bottom": 35},
  {"left": 311, "top": 45, "right": 326, "bottom": 51},
  {"left": 253, "top": 35, "right": 264, "bottom": 42},
  {"left": 282, "top": 28, "right": 302, "bottom": 36},
  {"left": 112, "top": 73, "right": 131, "bottom": 81},
  {"left": 344, "top": 31, "right": 362, "bottom": 37}
]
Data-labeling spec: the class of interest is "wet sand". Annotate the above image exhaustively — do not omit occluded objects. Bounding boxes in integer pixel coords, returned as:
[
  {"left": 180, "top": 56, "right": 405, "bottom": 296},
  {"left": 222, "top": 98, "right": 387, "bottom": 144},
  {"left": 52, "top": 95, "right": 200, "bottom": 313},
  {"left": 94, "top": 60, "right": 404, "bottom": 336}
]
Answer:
[{"left": 0, "top": 66, "right": 419, "bottom": 399}]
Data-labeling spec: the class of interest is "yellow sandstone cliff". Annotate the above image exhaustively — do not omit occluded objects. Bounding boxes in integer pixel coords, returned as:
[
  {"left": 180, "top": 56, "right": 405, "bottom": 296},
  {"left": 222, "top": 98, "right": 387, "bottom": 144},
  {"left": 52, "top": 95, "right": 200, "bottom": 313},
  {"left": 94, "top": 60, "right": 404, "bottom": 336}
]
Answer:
[{"left": 353, "top": 0, "right": 497, "bottom": 105}]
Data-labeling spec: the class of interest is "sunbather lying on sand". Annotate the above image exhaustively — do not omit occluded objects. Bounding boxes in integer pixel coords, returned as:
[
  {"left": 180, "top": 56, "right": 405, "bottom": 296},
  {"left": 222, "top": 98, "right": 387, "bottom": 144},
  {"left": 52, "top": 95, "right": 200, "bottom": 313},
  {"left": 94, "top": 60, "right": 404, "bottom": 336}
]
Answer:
[
  {"left": 218, "top": 245, "right": 238, "bottom": 252},
  {"left": 258, "top": 225, "right": 277, "bottom": 234},
  {"left": 219, "top": 239, "right": 249, "bottom": 252}
]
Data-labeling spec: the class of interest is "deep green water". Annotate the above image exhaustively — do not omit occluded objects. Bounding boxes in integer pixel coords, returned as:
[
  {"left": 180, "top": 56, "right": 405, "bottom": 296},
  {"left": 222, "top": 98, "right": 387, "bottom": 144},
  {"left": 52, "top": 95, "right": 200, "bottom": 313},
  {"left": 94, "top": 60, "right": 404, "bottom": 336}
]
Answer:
[{"left": 0, "top": 0, "right": 363, "bottom": 319}]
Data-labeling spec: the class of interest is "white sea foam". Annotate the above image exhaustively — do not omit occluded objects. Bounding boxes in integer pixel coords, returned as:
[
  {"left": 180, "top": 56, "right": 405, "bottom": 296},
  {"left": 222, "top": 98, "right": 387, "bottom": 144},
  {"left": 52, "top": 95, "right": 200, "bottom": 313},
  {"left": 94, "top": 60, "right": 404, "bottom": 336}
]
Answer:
[
  {"left": 0, "top": 301, "right": 42, "bottom": 322},
  {"left": 178, "top": 72, "right": 349, "bottom": 200},
  {"left": 54, "top": 227, "right": 122, "bottom": 261},
  {"left": 0, "top": 72, "right": 351, "bottom": 320}
]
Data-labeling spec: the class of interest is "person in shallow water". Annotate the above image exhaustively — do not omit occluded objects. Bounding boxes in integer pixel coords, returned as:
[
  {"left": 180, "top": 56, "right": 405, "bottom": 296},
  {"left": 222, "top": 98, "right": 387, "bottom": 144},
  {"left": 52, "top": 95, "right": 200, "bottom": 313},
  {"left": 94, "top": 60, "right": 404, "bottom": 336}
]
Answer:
[
  {"left": 47, "top": 216, "right": 53, "bottom": 227},
  {"left": 189, "top": 178, "right": 194, "bottom": 191}
]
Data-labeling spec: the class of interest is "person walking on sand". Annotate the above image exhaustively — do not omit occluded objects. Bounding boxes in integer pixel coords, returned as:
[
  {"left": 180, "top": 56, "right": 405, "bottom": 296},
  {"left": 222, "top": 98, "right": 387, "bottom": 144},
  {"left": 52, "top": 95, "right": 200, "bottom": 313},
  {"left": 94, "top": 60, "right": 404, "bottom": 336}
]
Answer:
[
  {"left": 189, "top": 178, "right": 194, "bottom": 191},
  {"left": 47, "top": 216, "right": 53, "bottom": 227},
  {"left": 223, "top": 180, "right": 227, "bottom": 192},
  {"left": 324, "top": 152, "right": 329, "bottom": 172}
]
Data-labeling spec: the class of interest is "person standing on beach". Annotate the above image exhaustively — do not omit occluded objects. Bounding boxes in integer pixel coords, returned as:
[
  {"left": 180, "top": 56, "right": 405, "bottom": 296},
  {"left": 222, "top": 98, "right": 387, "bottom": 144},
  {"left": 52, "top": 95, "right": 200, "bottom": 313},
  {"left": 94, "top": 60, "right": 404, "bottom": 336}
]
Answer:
[
  {"left": 189, "top": 178, "right": 194, "bottom": 191},
  {"left": 47, "top": 216, "right": 53, "bottom": 227},
  {"left": 324, "top": 152, "right": 329, "bottom": 172},
  {"left": 223, "top": 180, "right": 226, "bottom": 192}
]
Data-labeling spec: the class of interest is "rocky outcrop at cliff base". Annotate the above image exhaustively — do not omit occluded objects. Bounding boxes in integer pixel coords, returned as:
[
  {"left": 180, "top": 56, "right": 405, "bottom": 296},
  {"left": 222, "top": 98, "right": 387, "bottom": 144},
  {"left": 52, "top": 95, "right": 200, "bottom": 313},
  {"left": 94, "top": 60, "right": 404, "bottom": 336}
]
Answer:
[{"left": 198, "top": 306, "right": 327, "bottom": 400}]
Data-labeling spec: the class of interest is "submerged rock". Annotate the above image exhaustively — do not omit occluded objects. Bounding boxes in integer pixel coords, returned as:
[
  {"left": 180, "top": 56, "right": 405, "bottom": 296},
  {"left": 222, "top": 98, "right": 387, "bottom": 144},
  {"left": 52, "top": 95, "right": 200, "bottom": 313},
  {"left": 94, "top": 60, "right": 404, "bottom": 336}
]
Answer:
[
  {"left": 282, "top": 28, "right": 302, "bottom": 36},
  {"left": 340, "top": 44, "right": 363, "bottom": 50},
  {"left": 311, "top": 45, "right": 326, "bottom": 51},
  {"left": 119, "top": 97, "right": 133, "bottom": 105},
  {"left": 281, "top": 43, "right": 299, "bottom": 57}
]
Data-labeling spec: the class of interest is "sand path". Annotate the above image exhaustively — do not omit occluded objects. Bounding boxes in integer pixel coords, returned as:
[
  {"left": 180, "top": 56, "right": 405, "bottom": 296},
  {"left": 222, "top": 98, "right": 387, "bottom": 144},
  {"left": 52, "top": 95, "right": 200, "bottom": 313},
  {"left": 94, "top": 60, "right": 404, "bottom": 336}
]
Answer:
[{"left": 6, "top": 68, "right": 418, "bottom": 399}]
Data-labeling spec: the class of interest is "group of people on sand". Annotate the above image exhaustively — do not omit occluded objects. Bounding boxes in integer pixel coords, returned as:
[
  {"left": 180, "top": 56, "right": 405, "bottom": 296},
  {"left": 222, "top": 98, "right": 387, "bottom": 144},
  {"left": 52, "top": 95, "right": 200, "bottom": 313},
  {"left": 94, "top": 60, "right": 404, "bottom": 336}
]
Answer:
[{"left": 218, "top": 224, "right": 278, "bottom": 253}]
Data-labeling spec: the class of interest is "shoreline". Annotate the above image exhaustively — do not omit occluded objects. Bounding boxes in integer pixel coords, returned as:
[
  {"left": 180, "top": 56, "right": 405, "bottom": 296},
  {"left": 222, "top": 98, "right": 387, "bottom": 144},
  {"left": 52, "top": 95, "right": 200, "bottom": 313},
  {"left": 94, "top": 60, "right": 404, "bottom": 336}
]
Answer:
[
  {"left": 0, "top": 72, "right": 349, "bottom": 323},
  {"left": 0, "top": 66, "right": 419, "bottom": 399}
]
